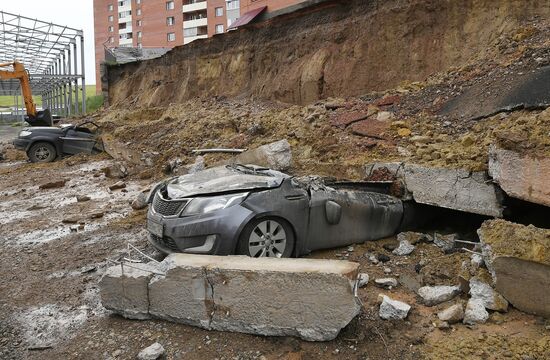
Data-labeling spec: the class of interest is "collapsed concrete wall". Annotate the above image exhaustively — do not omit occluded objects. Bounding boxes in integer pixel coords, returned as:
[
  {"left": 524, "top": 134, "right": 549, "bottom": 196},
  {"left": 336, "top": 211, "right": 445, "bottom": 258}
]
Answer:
[
  {"left": 365, "top": 162, "right": 504, "bottom": 217},
  {"left": 100, "top": 254, "right": 361, "bottom": 341},
  {"left": 106, "top": 0, "right": 550, "bottom": 106}
]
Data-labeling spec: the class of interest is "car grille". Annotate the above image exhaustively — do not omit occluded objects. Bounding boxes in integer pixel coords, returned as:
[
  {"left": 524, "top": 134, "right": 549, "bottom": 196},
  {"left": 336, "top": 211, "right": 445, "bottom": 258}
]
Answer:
[
  {"left": 152, "top": 193, "right": 188, "bottom": 216},
  {"left": 150, "top": 234, "right": 179, "bottom": 252}
]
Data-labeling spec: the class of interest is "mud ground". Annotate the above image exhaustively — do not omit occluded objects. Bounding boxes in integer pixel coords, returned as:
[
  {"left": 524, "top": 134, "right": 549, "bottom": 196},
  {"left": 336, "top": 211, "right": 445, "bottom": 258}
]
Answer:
[{"left": 0, "top": 155, "right": 549, "bottom": 360}]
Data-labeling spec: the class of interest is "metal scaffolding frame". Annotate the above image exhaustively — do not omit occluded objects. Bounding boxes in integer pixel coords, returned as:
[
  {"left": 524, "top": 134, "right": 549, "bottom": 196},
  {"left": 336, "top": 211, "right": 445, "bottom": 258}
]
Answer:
[{"left": 0, "top": 10, "right": 86, "bottom": 120}]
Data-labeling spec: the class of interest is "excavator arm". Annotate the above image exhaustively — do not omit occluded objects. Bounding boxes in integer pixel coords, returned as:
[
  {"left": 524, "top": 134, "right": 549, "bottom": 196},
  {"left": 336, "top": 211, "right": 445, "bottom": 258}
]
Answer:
[{"left": 0, "top": 61, "right": 52, "bottom": 126}]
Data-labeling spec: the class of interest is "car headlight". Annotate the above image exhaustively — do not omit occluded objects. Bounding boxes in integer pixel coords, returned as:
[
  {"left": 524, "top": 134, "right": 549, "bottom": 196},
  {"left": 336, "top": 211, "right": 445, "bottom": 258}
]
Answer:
[
  {"left": 19, "top": 130, "right": 32, "bottom": 137},
  {"left": 181, "top": 193, "right": 248, "bottom": 216}
]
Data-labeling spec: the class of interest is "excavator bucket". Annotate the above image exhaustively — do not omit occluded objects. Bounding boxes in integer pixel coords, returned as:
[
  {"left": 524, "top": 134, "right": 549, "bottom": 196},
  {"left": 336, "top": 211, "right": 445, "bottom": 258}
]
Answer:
[{"left": 26, "top": 109, "right": 52, "bottom": 127}]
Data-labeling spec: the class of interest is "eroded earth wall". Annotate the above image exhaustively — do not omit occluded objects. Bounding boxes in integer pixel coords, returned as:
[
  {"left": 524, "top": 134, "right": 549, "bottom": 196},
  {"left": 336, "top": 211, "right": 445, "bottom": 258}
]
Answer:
[{"left": 106, "top": 0, "right": 550, "bottom": 106}]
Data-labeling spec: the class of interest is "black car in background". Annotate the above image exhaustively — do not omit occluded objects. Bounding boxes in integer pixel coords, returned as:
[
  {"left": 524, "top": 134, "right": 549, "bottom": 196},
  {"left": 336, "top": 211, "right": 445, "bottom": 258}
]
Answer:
[{"left": 13, "top": 121, "right": 102, "bottom": 163}]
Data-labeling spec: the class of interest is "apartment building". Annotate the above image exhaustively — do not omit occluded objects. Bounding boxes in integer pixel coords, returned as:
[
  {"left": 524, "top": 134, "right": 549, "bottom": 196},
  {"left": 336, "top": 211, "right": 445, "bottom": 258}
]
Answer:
[{"left": 94, "top": 0, "right": 306, "bottom": 92}]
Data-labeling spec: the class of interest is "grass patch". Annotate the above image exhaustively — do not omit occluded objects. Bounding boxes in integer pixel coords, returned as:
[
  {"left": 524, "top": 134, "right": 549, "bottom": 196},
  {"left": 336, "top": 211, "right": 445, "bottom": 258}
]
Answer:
[{"left": 0, "top": 85, "right": 98, "bottom": 108}]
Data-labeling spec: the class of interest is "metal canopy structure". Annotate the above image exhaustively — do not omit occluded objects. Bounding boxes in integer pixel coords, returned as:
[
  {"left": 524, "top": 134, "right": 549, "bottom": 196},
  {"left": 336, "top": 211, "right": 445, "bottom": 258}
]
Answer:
[{"left": 0, "top": 10, "right": 86, "bottom": 118}]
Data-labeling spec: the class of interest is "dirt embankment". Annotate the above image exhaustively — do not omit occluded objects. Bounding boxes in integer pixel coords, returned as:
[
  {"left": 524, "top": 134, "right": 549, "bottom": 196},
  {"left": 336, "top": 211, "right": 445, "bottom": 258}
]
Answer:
[{"left": 106, "top": 0, "right": 550, "bottom": 107}]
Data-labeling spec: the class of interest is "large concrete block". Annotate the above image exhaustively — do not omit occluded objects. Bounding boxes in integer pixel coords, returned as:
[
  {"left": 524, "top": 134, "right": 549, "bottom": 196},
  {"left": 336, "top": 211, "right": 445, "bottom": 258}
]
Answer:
[
  {"left": 478, "top": 220, "right": 550, "bottom": 318},
  {"left": 403, "top": 164, "right": 503, "bottom": 217},
  {"left": 488, "top": 145, "right": 550, "bottom": 207},
  {"left": 205, "top": 256, "right": 361, "bottom": 341},
  {"left": 230, "top": 140, "right": 292, "bottom": 171},
  {"left": 148, "top": 256, "right": 213, "bottom": 328},
  {"left": 99, "top": 263, "right": 158, "bottom": 320},
  {"left": 364, "top": 162, "right": 504, "bottom": 217}
]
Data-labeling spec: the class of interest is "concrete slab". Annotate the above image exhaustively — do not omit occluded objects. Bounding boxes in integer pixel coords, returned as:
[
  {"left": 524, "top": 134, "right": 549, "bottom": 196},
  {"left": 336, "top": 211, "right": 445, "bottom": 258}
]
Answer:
[
  {"left": 478, "top": 220, "right": 550, "bottom": 318},
  {"left": 99, "top": 254, "right": 361, "bottom": 341},
  {"left": 488, "top": 145, "right": 550, "bottom": 207},
  {"left": 99, "top": 263, "right": 159, "bottom": 320}
]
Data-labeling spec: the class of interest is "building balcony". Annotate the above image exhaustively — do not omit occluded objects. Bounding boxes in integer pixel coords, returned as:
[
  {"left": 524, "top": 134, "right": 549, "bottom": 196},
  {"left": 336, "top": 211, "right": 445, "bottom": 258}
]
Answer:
[
  {"left": 118, "top": 15, "right": 132, "bottom": 23},
  {"left": 119, "top": 37, "right": 133, "bottom": 46},
  {"left": 182, "top": 1, "right": 207, "bottom": 13},
  {"left": 183, "top": 34, "right": 208, "bottom": 44},
  {"left": 183, "top": 18, "right": 207, "bottom": 29},
  {"left": 119, "top": 26, "right": 133, "bottom": 34},
  {"left": 119, "top": 4, "right": 131, "bottom": 12}
]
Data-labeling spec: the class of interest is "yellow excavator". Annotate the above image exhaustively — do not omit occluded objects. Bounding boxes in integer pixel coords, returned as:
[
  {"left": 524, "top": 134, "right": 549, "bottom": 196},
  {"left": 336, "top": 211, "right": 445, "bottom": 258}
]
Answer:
[{"left": 0, "top": 61, "right": 52, "bottom": 126}]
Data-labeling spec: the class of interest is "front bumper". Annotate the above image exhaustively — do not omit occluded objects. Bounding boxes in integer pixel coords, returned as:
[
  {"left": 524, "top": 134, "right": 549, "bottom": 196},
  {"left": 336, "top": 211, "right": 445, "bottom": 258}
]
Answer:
[
  {"left": 146, "top": 203, "right": 255, "bottom": 255},
  {"left": 13, "top": 138, "right": 31, "bottom": 151}
]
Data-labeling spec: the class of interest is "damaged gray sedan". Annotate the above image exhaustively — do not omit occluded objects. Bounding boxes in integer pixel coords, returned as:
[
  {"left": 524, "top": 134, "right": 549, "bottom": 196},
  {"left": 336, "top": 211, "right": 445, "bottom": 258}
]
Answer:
[{"left": 146, "top": 164, "right": 407, "bottom": 257}]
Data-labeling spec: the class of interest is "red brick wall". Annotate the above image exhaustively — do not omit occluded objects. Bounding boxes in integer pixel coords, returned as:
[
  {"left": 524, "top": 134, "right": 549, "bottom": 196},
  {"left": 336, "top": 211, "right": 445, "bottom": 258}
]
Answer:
[
  {"left": 94, "top": 0, "right": 119, "bottom": 94},
  {"left": 207, "top": 0, "right": 227, "bottom": 37},
  {"left": 141, "top": 0, "right": 184, "bottom": 47}
]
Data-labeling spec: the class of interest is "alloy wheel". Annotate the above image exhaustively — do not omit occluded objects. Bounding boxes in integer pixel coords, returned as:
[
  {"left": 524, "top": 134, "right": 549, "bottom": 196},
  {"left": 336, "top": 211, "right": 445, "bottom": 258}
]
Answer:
[
  {"left": 248, "top": 219, "right": 287, "bottom": 258},
  {"left": 35, "top": 147, "right": 51, "bottom": 161}
]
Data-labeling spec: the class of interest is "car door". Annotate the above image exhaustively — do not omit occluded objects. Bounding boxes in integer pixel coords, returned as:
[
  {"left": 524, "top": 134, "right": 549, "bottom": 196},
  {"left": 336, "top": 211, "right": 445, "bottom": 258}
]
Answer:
[
  {"left": 305, "top": 186, "right": 404, "bottom": 252},
  {"left": 60, "top": 128, "right": 96, "bottom": 155}
]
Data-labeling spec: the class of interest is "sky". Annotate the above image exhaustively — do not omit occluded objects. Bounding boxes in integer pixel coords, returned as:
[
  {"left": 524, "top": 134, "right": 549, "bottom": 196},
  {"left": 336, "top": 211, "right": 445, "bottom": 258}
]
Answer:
[{"left": 1, "top": 0, "right": 97, "bottom": 84}]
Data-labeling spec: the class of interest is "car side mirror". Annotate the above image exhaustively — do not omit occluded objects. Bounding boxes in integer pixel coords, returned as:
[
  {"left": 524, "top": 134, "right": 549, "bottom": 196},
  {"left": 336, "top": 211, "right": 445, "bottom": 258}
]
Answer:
[{"left": 325, "top": 200, "right": 342, "bottom": 225}]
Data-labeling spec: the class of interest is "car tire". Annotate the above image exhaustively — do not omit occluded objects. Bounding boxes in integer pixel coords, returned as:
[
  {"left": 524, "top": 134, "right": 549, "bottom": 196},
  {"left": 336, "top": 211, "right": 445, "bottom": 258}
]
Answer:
[
  {"left": 28, "top": 142, "right": 57, "bottom": 163},
  {"left": 237, "top": 216, "right": 295, "bottom": 258}
]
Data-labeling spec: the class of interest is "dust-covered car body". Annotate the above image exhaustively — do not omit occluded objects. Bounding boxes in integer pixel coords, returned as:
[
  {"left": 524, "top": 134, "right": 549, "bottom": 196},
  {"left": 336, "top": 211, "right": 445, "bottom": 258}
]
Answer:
[
  {"left": 12, "top": 121, "right": 102, "bottom": 163},
  {"left": 146, "top": 164, "right": 405, "bottom": 257}
]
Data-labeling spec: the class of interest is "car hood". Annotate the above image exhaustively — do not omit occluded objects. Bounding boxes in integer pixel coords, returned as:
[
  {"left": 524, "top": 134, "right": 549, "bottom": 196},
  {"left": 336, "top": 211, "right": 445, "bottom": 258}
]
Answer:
[{"left": 166, "top": 165, "right": 289, "bottom": 199}]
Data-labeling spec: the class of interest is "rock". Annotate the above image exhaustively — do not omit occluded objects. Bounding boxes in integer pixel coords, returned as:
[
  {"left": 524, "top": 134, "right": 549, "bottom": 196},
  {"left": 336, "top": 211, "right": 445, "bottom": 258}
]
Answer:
[
  {"left": 76, "top": 195, "right": 91, "bottom": 202},
  {"left": 377, "top": 254, "right": 390, "bottom": 263},
  {"left": 230, "top": 140, "right": 292, "bottom": 171},
  {"left": 137, "top": 342, "right": 165, "bottom": 360},
  {"left": 379, "top": 295, "right": 411, "bottom": 320},
  {"left": 147, "top": 254, "right": 361, "bottom": 341},
  {"left": 478, "top": 220, "right": 550, "bottom": 317},
  {"left": 109, "top": 181, "right": 126, "bottom": 191},
  {"left": 397, "top": 128, "right": 412, "bottom": 137},
  {"left": 397, "top": 232, "right": 432, "bottom": 245},
  {"left": 368, "top": 254, "right": 379, "bottom": 264},
  {"left": 469, "top": 278, "right": 508, "bottom": 312},
  {"left": 374, "top": 278, "right": 398, "bottom": 289},
  {"left": 392, "top": 240, "right": 415, "bottom": 256},
  {"left": 376, "top": 111, "right": 394, "bottom": 122},
  {"left": 131, "top": 192, "right": 148, "bottom": 210},
  {"left": 433, "top": 233, "right": 456, "bottom": 253},
  {"left": 398, "top": 273, "right": 423, "bottom": 292},
  {"left": 357, "top": 273, "right": 369, "bottom": 288},
  {"left": 99, "top": 263, "right": 159, "bottom": 319},
  {"left": 435, "top": 320, "right": 450, "bottom": 329},
  {"left": 417, "top": 285, "right": 461, "bottom": 306},
  {"left": 102, "top": 163, "right": 129, "bottom": 179},
  {"left": 463, "top": 299, "right": 489, "bottom": 325},
  {"left": 39, "top": 179, "right": 67, "bottom": 190},
  {"left": 186, "top": 156, "right": 205, "bottom": 174},
  {"left": 383, "top": 267, "right": 392, "bottom": 274},
  {"left": 471, "top": 254, "right": 484, "bottom": 270},
  {"left": 437, "top": 304, "right": 464, "bottom": 324},
  {"left": 461, "top": 135, "right": 474, "bottom": 147},
  {"left": 488, "top": 145, "right": 550, "bottom": 207}
]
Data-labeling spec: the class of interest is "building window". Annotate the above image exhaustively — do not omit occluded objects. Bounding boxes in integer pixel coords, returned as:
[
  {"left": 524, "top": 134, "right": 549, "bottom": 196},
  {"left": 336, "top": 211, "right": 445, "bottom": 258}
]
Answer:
[
  {"left": 226, "top": 0, "right": 239, "bottom": 10},
  {"left": 166, "top": 16, "right": 175, "bottom": 26},
  {"left": 108, "top": 26, "right": 114, "bottom": 32},
  {"left": 118, "top": 10, "right": 131, "bottom": 18},
  {"left": 166, "top": 1, "right": 174, "bottom": 10},
  {"left": 108, "top": 4, "right": 114, "bottom": 11},
  {"left": 215, "top": 24, "right": 224, "bottom": 34},
  {"left": 108, "top": 15, "right": 114, "bottom": 22},
  {"left": 137, "top": 42, "right": 142, "bottom": 48},
  {"left": 118, "top": 1, "right": 125, "bottom": 6},
  {"left": 136, "top": 19, "right": 142, "bottom": 26},
  {"left": 215, "top": 7, "right": 223, "bottom": 16},
  {"left": 137, "top": 31, "right": 142, "bottom": 39},
  {"left": 136, "top": 8, "right": 142, "bottom": 15},
  {"left": 109, "top": 36, "right": 114, "bottom": 43},
  {"left": 167, "top": 32, "right": 176, "bottom": 41}
]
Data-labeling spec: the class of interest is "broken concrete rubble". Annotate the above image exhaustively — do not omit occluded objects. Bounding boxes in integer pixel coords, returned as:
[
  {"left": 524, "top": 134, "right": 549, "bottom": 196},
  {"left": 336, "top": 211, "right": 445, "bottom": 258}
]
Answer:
[
  {"left": 228, "top": 140, "right": 291, "bottom": 171},
  {"left": 100, "top": 254, "right": 361, "bottom": 341},
  {"left": 417, "top": 285, "right": 462, "bottom": 306},
  {"left": 478, "top": 220, "right": 550, "bottom": 318},
  {"left": 463, "top": 298, "right": 489, "bottom": 325},
  {"left": 488, "top": 145, "right": 550, "bottom": 207},
  {"left": 392, "top": 240, "right": 415, "bottom": 256},
  {"left": 137, "top": 342, "right": 165, "bottom": 360},
  {"left": 469, "top": 278, "right": 508, "bottom": 312},
  {"left": 437, "top": 304, "right": 464, "bottom": 324},
  {"left": 378, "top": 295, "right": 411, "bottom": 320},
  {"left": 374, "top": 278, "right": 398, "bottom": 289},
  {"left": 365, "top": 162, "right": 504, "bottom": 217}
]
